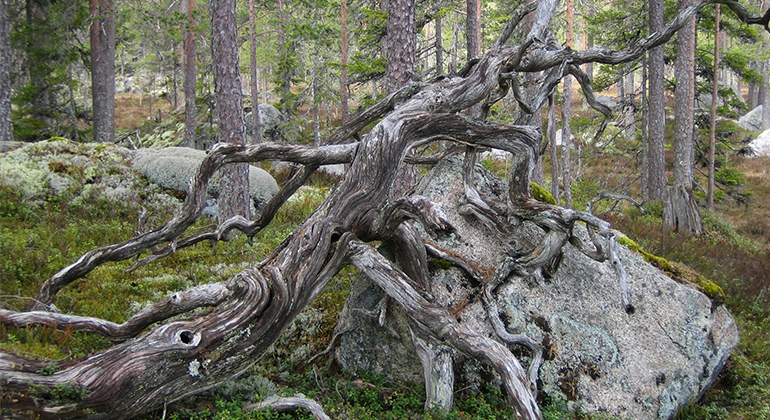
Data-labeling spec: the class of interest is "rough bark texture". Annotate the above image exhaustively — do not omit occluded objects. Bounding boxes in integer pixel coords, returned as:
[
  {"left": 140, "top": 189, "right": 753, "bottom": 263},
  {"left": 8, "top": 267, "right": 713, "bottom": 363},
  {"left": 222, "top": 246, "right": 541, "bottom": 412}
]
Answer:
[
  {"left": 648, "top": 0, "right": 666, "bottom": 201},
  {"left": 211, "top": 0, "right": 250, "bottom": 222},
  {"left": 667, "top": 0, "right": 703, "bottom": 235},
  {"left": 384, "top": 0, "right": 416, "bottom": 93},
  {"left": 90, "top": 0, "right": 116, "bottom": 143},
  {"left": 182, "top": 0, "right": 198, "bottom": 148},
  {"left": 249, "top": 0, "right": 262, "bottom": 144},
  {"left": 708, "top": 4, "right": 720, "bottom": 210},
  {"left": 340, "top": 0, "right": 350, "bottom": 124},
  {"left": 1, "top": 1, "right": 768, "bottom": 419},
  {"left": 0, "top": 0, "right": 11, "bottom": 143}
]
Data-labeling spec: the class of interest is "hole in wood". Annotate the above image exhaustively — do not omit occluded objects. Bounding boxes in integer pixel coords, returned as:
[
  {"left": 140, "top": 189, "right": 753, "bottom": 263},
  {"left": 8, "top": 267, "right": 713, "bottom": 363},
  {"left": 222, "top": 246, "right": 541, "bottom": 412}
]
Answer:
[{"left": 180, "top": 330, "right": 195, "bottom": 345}]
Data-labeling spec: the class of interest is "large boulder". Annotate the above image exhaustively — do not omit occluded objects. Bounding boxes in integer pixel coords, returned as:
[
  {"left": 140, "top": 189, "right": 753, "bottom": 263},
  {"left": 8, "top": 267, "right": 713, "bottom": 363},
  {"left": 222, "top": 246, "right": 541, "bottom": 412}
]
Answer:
[
  {"left": 132, "top": 147, "right": 279, "bottom": 206},
  {"left": 737, "top": 105, "right": 763, "bottom": 132},
  {"left": 244, "top": 103, "right": 284, "bottom": 143},
  {"left": 748, "top": 129, "right": 770, "bottom": 157},
  {"left": 334, "top": 156, "right": 738, "bottom": 420}
]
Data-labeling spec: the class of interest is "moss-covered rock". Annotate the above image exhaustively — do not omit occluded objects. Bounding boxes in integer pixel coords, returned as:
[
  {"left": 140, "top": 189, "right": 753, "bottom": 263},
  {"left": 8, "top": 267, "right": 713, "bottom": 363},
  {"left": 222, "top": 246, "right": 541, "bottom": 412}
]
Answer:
[{"left": 617, "top": 234, "right": 724, "bottom": 303}]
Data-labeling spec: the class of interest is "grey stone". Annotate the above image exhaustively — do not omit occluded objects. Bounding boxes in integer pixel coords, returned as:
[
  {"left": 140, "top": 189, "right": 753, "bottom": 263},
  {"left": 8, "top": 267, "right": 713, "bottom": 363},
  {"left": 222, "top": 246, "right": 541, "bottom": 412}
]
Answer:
[
  {"left": 596, "top": 95, "right": 618, "bottom": 109},
  {"left": 748, "top": 129, "right": 770, "bottom": 157},
  {"left": 737, "top": 105, "right": 763, "bottom": 132},
  {"left": 244, "top": 103, "right": 284, "bottom": 143},
  {"left": 334, "top": 156, "right": 738, "bottom": 420},
  {"left": 132, "top": 146, "right": 279, "bottom": 206}
]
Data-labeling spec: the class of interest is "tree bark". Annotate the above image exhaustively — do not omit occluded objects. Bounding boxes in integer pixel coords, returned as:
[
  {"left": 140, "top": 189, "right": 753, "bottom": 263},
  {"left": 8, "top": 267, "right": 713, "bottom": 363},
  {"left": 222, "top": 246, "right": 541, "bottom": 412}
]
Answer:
[
  {"left": 340, "top": 0, "right": 350, "bottom": 124},
  {"left": 648, "top": 0, "right": 666, "bottom": 201},
  {"left": 561, "top": 0, "right": 575, "bottom": 209},
  {"left": 250, "top": 0, "right": 263, "bottom": 144},
  {"left": 90, "top": 0, "right": 116, "bottom": 143},
  {"left": 708, "top": 4, "right": 720, "bottom": 210},
  {"left": 667, "top": 0, "right": 703, "bottom": 235},
  {"left": 384, "top": 0, "right": 416, "bottom": 93},
  {"left": 182, "top": 0, "right": 198, "bottom": 148},
  {"left": 211, "top": 0, "right": 250, "bottom": 222},
  {"left": 0, "top": 0, "right": 11, "bottom": 143},
  {"left": 3, "top": 1, "right": 769, "bottom": 418},
  {"left": 435, "top": 16, "right": 443, "bottom": 76}
]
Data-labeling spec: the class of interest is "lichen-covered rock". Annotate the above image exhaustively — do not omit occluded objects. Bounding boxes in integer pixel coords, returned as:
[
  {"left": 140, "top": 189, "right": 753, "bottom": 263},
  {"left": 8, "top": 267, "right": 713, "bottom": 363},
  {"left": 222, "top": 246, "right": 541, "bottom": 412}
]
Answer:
[
  {"left": 244, "top": 103, "right": 284, "bottom": 143},
  {"left": 132, "top": 146, "right": 279, "bottom": 206},
  {"left": 737, "top": 105, "right": 763, "bottom": 132},
  {"left": 334, "top": 156, "right": 738, "bottom": 420}
]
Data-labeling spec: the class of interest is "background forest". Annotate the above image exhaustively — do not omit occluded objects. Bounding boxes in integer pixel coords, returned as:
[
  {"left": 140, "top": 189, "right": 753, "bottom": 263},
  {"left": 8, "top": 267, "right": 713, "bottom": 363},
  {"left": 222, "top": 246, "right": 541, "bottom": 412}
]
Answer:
[{"left": 2, "top": 0, "right": 770, "bottom": 418}]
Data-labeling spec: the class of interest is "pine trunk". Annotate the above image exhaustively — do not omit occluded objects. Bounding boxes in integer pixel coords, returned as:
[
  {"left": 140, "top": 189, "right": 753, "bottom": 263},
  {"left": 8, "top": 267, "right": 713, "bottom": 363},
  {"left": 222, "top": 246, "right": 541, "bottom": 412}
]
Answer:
[
  {"left": 648, "top": 0, "right": 666, "bottom": 201},
  {"left": 211, "top": 0, "right": 250, "bottom": 222},
  {"left": 182, "top": 0, "right": 198, "bottom": 148},
  {"left": 668, "top": 0, "right": 703, "bottom": 235},
  {"left": 0, "top": 0, "right": 11, "bottom": 142},
  {"left": 90, "top": 0, "right": 116, "bottom": 143}
]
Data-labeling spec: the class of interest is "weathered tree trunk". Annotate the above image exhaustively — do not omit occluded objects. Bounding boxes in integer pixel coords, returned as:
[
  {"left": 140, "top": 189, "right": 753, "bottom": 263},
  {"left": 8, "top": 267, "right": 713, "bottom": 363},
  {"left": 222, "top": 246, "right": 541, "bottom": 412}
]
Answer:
[
  {"left": 211, "top": 0, "right": 250, "bottom": 222},
  {"left": 90, "top": 0, "right": 116, "bottom": 143},
  {"left": 182, "top": 0, "right": 198, "bottom": 148},
  {"left": 0, "top": 0, "right": 11, "bottom": 143},
  {"left": 2, "top": 1, "right": 768, "bottom": 419}
]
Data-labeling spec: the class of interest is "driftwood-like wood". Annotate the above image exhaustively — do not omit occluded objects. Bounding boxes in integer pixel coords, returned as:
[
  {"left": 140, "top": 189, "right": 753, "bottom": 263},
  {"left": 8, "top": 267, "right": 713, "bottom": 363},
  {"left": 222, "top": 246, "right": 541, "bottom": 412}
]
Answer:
[{"left": 2, "top": 1, "right": 768, "bottom": 419}]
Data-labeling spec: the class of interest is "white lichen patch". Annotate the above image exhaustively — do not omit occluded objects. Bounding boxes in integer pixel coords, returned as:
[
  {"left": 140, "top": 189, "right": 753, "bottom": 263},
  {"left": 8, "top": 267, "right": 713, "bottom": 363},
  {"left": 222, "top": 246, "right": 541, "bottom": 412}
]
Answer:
[{"left": 188, "top": 359, "right": 201, "bottom": 377}]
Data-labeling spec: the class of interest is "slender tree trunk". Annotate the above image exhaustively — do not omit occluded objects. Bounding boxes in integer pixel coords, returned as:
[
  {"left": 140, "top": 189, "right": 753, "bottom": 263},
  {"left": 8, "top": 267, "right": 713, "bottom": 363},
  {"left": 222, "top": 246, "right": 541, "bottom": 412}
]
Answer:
[
  {"left": 211, "top": 0, "right": 250, "bottom": 222},
  {"left": 277, "top": 0, "right": 291, "bottom": 118},
  {"left": 450, "top": 13, "right": 459, "bottom": 75},
  {"left": 763, "top": 61, "right": 770, "bottom": 129},
  {"left": 466, "top": 0, "right": 481, "bottom": 60},
  {"left": 666, "top": 0, "right": 703, "bottom": 235},
  {"left": 90, "top": 0, "right": 116, "bottom": 143},
  {"left": 250, "top": 0, "right": 262, "bottom": 144},
  {"left": 466, "top": 0, "right": 482, "bottom": 118},
  {"left": 708, "top": 4, "right": 720, "bottom": 211},
  {"left": 340, "top": 0, "right": 350, "bottom": 124},
  {"left": 0, "top": 0, "right": 11, "bottom": 143},
  {"left": 435, "top": 16, "right": 443, "bottom": 76},
  {"left": 763, "top": 0, "right": 770, "bottom": 129},
  {"left": 561, "top": 0, "right": 575, "bottom": 209},
  {"left": 548, "top": 95, "right": 560, "bottom": 202},
  {"left": 182, "top": 0, "right": 198, "bottom": 148},
  {"left": 648, "top": 0, "right": 666, "bottom": 201},
  {"left": 641, "top": 60, "right": 649, "bottom": 201},
  {"left": 26, "top": 0, "right": 56, "bottom": 123}
]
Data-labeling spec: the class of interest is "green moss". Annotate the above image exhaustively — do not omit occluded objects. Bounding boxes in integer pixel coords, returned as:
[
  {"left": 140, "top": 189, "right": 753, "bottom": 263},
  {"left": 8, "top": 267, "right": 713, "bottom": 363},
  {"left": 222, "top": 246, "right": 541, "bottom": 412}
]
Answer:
[
  {"left": 696, "top": 275, "right": 726, "bottom": 302},
  {"left": 618, "top": 235, "right": 725, "bottom": 303},
  {"left": 530, "top": 182, "right": 558, "bottom": 205},
  {"left": 429, "top": 259, "right": 453, "bottom": 270}
]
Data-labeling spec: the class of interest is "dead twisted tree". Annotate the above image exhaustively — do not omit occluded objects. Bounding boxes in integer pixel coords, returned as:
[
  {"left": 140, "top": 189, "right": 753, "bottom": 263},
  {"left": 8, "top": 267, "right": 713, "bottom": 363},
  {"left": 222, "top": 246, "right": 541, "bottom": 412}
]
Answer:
[{"left": 2, "top": 0, "right": 768, "bottom": 419}]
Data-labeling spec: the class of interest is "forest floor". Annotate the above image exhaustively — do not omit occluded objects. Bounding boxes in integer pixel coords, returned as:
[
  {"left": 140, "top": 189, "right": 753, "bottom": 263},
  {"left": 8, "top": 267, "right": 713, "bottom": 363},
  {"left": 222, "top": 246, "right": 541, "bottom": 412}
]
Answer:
[{"left": 1, "top": 94, "right": 769, "bottom": 419}]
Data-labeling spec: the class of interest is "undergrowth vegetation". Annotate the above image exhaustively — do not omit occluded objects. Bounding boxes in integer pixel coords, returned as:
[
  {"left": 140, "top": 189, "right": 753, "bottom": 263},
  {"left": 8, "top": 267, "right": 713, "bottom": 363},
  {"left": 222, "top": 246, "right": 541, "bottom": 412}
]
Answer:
[{"left": 1, "top": 130, "right": 769, "bottom": 419}]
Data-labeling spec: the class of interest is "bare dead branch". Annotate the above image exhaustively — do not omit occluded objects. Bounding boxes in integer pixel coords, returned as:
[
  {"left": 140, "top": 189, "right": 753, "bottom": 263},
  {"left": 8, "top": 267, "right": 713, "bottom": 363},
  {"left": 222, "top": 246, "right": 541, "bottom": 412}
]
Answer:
[
  {"left": 1, "top": 282, "right": 233, "bottom": 341},
  {"left": 246, "top": 396, "right": 331, "bottom": 420}
]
